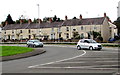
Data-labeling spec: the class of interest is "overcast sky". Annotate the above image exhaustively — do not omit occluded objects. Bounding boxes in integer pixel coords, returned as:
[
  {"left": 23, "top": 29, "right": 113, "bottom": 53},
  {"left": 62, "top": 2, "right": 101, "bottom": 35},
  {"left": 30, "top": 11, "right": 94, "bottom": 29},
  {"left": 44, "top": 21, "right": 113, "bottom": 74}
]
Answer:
[{"left": 0, "top": 0, "right": 120, "bottom": 23}]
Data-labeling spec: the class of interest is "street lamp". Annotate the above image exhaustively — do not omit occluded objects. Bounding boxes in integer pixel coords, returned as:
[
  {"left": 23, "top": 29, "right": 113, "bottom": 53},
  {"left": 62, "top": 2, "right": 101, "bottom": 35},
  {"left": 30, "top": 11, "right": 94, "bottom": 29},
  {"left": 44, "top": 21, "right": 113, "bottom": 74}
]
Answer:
[{"left": 37, "top": 4, "right": 40, "bottom": 19}]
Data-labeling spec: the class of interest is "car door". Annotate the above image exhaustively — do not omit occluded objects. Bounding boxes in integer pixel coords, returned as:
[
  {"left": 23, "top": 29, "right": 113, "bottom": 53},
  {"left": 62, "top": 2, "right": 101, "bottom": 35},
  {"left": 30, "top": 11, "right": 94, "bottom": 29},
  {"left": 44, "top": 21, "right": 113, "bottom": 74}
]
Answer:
[
  {"left": 79, "top": 40, "right": 84, "bottom": 48},
  {"left": 83, "top": 40, "right": 90, "bottom": 48}
]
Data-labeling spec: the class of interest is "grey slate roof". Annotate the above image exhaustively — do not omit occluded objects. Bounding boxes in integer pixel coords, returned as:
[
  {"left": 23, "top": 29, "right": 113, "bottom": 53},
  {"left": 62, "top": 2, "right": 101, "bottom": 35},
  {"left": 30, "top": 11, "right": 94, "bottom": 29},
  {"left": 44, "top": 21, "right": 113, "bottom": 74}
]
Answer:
[{"left": 3, "top": 17, "right": 105, "bottom": 30}]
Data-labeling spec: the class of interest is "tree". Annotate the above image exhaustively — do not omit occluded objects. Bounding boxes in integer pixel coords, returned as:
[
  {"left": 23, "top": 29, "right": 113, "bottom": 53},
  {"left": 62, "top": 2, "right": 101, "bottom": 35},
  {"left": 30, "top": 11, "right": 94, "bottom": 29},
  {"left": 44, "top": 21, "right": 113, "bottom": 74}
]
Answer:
[
  {"left": 72, "top": 31, "right": 80, "bottom": 39},
  {"left": 73, "top": 17, "right": 77, "bottom": 19},
  {"left": 53, "top": 15, "right": 57, "bottom": 22},
  {"left": 92, "top": 31, "right": 101, "bottom": 38},
  {"left": 113, "top": 17, "right": 120, "bottom": 35},
  {"left": 1, "top": 21, "right": 5, "bottom": 27},
  {"left": 6, "top": 14, "right": 15, "bottom": 24}
]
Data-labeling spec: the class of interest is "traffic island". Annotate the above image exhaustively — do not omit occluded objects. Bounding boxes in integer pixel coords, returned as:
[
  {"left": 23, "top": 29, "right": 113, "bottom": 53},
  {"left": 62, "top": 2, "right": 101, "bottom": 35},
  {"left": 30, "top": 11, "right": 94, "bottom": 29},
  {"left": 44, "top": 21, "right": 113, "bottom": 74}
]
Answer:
[{"left": 0, "top": 48, "right": 46, "bottom": 61}]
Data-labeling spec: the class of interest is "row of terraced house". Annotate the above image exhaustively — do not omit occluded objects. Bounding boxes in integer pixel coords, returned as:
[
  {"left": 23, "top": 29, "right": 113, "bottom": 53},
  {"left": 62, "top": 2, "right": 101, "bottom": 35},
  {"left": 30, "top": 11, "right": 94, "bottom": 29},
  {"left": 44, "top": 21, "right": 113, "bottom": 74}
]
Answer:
[{"left": 1, "top": 13, "right": 118, "bottom": 42}]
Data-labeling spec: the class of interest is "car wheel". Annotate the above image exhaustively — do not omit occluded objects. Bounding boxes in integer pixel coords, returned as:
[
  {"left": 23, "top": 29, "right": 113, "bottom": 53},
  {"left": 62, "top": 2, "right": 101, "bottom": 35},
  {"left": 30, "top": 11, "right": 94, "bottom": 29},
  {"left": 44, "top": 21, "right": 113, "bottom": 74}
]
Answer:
[
  {"left": 98, "top": 49, "right": 101, "bottom": 51},
  {"left": 33, "top": 45, "right": 36, "bottom": 48},
  {"left": 27, "top": 44, "right": 30, "bottom": 47},
  {"left": 41, "top": 45, "right": 43, "bottom": 47},
  {"left": 77, "top": 45, "right": 81, "bottom": 50},
  {"left": 89, "top": 46, "right": 93, "bottom": 50}
]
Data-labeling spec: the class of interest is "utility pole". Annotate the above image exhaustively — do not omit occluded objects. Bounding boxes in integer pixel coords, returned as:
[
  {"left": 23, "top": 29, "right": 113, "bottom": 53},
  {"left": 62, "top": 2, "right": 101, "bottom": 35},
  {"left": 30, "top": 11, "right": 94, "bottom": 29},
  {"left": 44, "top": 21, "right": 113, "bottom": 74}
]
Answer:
[{"left": 37, "top": 4, "right": 40, "bottom": 19}]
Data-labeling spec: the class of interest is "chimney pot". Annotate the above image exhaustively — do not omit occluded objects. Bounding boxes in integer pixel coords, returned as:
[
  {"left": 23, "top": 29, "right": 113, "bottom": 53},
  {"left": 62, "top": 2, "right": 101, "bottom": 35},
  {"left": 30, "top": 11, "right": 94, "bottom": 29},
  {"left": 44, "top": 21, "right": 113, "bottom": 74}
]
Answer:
[
  {"left": 80, "top": 14, "right": 82, "bottom": 20},
  {"left": 5, "top": 21, "right": 8, "bottom": 25},
  {"left": 65, "top": 15, "right": 68, "bottom": 20},
  {"left": 20, "top": 19, "right": 23, "bottom": 24},
  {"left": 104, "top": 13, "right": 107, "bottom": 17},
  {"left": 49, "top": 18, "right": 52, "bottom": 23},
  {"left": 28, "top": 19, "right": 32, "bottom": 24},
  {"left": 38, "top": 19, "right": 42, "bottom": 24}
]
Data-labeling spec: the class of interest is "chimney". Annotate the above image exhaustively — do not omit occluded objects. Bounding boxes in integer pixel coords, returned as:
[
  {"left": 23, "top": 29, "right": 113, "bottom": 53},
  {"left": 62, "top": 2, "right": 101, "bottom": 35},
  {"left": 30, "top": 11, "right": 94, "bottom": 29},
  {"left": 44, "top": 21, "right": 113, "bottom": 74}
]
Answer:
[
  {"left": 80, "top": 14, "right": 82, "bottom": 20},
  {"left": 107, "top": 17, "right": 112, "bottom": 23},
  {"left": 5, "top": 21, "right": 8, "bottom": 25},
  {"left": 38, "top": 19, "right": 42, "bottom": 24},
  {"left": 49, "top": 18, "right": 52, "bottom": 23},
  {"left": 65, "top": 15, "right": 68, "bottom": 20},
  {"left": 28, "top": 19, "right": 32, "bottom": 24},
  {"left": 20, "top": 19, "right": 23, "bottom": 25},
  {"left": 104, "top": 13, "right": 107, "bottom": 17}
]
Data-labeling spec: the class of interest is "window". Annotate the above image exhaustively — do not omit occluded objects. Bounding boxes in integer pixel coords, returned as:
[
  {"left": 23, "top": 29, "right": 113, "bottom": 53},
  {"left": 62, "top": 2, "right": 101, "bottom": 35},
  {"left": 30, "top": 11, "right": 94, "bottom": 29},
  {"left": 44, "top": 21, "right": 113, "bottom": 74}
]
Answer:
[
  {"left": 20, "top": 35, "right": 23, "bottom": 39},
  {"left": 81, "top": 33, "right": 84, "bottom": 39},
  {"left": 66, "top": 27, "right": 69, "bottom": 31},
  {"left": 28, "top": 35, "right": 31, "bottom": 39},
  {"left": 66, "top": 33, "right": 69, "bottom": 38},
  {"left": 84, "top": 40, "right": 90, "bottom": 43},
  {"left": 28, "top": 29, "right": 31, "bottom": 33},
  {"left": 12, "top": 30, "right": 14, "bottom": 34},
  {"left": 73, "top": 29, "right": 76, "bottom": 31},
  {"left": 59, "top": 33, "right": 61, "bottom": 38},
  {"left": 94, "top": 27, "right": 97, "bottom": 29},
  {"left": 4, "top": 35, "right": 6, "bottom": 40},
  {"left": 12, "top": 35, "right": 15, "bottom": 39},
  {"left": 81, "top": 26, "right": 83, "bottom": 30},
  {"left": 4, "top": 31, "right": 6, "bottom": 34},
  {"left": 51, "top": 28, "right": 54, "bottom": 33},
  {"left": 20, "top": 30, "right": 22, "bottom": 33},
  {"left": 58, "top": 28, "right": 61, "bottom": 32}
]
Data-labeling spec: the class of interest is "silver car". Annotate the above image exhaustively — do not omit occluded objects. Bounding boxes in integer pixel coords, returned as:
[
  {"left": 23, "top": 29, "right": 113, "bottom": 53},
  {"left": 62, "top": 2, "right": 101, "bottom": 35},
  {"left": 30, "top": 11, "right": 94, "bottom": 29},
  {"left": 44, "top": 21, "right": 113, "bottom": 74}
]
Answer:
[
  {"left": 27, "top": 40, "right": 43, "bottom": 48},
  {"left": 77, "top": 39, "right": 102, "bottom": 50}
]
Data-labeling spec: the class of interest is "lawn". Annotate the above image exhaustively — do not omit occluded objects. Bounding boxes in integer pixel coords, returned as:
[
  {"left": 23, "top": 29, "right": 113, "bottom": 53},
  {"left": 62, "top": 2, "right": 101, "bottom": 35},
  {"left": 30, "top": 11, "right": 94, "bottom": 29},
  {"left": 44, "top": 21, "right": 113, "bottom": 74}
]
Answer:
[{"left": 0, "top": 46, "right": 33, "bottom": 56}]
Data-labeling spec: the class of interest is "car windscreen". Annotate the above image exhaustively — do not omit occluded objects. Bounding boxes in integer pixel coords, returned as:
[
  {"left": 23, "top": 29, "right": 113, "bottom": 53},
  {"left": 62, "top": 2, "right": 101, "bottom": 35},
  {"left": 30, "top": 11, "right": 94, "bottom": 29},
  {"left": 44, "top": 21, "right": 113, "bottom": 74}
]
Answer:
[
  {"left": 34, "top": 40, "right": 40, "bottom": 42},
  {"left": 89, "top": 40, "right": 97, "bottom": 43}
]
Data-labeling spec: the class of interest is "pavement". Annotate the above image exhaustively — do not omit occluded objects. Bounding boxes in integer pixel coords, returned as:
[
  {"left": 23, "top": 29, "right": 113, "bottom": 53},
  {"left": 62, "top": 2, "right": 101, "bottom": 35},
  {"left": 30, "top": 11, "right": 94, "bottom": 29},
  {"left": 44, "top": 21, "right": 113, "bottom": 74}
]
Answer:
[{"left": 0, "top": 48, "right": 46, "bottom": 61}]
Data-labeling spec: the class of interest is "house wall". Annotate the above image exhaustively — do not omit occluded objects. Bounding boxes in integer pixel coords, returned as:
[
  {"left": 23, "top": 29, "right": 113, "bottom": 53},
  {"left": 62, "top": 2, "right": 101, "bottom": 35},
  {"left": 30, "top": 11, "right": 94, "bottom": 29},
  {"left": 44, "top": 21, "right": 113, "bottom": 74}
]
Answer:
[
  {"left": 61, "top": 25, "right": 102, "bottom": 40},
  {"left": 101, "top": 18, "right": 110, "bottom": 42}
]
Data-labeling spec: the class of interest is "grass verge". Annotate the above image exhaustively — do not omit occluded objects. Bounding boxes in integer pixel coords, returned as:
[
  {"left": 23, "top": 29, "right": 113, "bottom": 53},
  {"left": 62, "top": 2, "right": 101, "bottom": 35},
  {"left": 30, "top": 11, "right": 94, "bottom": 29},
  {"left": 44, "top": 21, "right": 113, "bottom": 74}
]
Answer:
[{"left": 0, "top": 46, "right": 33, "bottom": 56}]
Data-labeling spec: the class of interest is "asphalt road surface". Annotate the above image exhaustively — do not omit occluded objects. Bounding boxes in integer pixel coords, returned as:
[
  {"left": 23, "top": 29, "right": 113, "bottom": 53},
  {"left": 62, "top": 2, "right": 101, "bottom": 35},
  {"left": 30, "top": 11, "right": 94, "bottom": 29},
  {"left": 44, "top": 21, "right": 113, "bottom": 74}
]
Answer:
[{"left": 2, "top": 45, "right": 120, "bottom": 74}]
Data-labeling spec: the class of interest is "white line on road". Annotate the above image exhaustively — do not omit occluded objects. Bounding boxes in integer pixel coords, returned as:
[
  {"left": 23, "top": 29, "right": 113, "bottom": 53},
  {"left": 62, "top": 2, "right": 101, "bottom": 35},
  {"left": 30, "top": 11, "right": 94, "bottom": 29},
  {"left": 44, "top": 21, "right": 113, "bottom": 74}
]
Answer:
[
  {"left": 28, "top": 65, "right": 119, "bottom": 70},
  {"left": 28, "top": 50, "right": 86, "bottom": 68}
]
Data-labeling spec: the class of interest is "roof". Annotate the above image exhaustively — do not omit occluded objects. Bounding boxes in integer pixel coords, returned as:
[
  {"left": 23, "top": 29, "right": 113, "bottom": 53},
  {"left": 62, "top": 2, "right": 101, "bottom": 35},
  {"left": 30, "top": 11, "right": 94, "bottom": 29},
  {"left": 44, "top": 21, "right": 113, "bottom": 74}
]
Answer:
[{"left": 3, "top": 17, "right": 105, "bottom": 30}]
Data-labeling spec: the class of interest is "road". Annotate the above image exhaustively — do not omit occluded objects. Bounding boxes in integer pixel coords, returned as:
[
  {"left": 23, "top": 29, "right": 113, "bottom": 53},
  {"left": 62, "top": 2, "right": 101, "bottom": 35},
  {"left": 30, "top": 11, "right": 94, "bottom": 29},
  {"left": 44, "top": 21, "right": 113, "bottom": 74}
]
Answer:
[{"left": 2, "top": 45, "right": 119, "bottom": 74}]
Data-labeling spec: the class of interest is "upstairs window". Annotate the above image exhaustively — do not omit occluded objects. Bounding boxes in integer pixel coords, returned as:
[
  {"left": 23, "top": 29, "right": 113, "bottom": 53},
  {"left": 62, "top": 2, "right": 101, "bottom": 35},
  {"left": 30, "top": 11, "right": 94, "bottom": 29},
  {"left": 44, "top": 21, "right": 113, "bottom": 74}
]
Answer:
[
  {"left": 28, "top": 29, "right": 31, "bottom": 33},
  {"left": 66, "top": 27, "right": 69, "bottom": 31},
  {"left": 73, "top": 29, "right": 76, "bottom": 31},
  {"left": 20, "top": 30, "right": 22, "bottom": 33},
  {"left": 81, "top": 26, "right": 83, "bottom": 30},
  {"left": 12, "top": 30, "right": 14, "bottom": 34}
]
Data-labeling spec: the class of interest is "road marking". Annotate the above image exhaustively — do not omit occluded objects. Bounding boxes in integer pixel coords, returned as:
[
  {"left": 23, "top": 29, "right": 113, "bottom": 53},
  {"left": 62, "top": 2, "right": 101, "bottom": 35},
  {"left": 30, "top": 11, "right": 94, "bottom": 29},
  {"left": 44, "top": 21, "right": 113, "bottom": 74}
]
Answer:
[
  {"left": 28, "top": 65, "right": 119, "bottom": 70},
  {"left": 28, "top": 50, "right": 86, "bottom": 68}
]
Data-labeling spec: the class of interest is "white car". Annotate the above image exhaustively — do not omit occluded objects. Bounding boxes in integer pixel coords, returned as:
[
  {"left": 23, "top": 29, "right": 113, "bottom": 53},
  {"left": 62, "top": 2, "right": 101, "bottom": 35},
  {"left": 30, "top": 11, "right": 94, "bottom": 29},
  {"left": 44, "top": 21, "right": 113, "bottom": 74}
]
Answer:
[
  {"left": 77, "top": 39, "right": 102, "bottom": 50},
  {"left": 27, "top": 40, "right": 43, "bottom": 48}
]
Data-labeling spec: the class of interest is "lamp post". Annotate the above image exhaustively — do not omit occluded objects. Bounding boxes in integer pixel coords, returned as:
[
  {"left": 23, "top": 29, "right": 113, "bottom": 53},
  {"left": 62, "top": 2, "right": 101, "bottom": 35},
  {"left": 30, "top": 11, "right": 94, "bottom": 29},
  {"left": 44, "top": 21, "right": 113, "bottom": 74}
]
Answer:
[{"left": 37, "top": 4, "right": 40, "bottom": 19}]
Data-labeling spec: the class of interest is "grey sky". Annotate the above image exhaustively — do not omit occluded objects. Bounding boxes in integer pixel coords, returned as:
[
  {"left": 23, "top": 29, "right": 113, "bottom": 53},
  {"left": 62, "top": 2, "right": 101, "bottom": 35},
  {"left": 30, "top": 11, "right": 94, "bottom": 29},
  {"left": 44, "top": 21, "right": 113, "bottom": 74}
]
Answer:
[{"left": 0, "top": 0, "right": 120, "bottom": 23}]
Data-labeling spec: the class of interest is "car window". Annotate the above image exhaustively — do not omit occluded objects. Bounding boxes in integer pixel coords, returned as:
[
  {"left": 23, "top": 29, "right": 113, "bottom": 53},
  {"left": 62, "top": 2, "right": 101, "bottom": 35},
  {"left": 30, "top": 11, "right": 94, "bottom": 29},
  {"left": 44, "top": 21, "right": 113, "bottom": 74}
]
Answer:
[
  {"left": 79, "top": 40, "right": 83, "bottom": 43},
  {"left": 89, "top": 40, "right": 97, "bottom": 43},
  {"left": 84, "top": 40, "right": 90, "bottom": 43},
  {"left": 34, "top": 40, "right": 40, "bottom": 42}
]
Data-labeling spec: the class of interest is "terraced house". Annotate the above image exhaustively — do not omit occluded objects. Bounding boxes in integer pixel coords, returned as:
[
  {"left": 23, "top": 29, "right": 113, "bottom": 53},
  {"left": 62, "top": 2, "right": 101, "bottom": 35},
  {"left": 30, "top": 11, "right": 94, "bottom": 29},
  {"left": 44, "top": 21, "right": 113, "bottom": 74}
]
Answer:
[{"left": 2, "top": 13, "right": 117, "bottom": 42}]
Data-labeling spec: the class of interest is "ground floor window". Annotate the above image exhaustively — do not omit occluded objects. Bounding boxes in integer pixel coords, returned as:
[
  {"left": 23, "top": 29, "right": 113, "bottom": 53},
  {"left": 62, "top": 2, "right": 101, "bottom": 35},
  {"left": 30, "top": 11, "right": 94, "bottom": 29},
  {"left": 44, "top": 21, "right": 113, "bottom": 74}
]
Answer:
[
  {"left": 12, "top": 35, "right": 15, "bottom": 39},
  {"left": 66, "top": 33, "right": 69, "bottom": 39},
  {"left": 28, "top": 35, "right": 31, "bottom": 39}
]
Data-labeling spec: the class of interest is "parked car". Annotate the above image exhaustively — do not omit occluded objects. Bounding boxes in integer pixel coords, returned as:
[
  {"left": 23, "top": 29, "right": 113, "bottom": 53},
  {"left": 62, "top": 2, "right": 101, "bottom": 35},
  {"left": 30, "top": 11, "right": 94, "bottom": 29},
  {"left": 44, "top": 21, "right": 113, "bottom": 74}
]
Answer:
[
  {"left": 27, "top": 40, "right": 43, "bottom": 48},
  {"left": 77, "top": 39, "right": 102, "bottom": 50},
  {"left": 108, "top": 38, "right": 116, "bottom": 42}
]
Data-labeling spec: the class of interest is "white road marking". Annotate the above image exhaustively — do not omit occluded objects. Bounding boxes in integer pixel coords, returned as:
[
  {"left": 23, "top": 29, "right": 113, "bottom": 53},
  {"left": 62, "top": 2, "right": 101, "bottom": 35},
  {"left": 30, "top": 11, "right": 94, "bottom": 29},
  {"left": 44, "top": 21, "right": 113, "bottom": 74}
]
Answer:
[
  {"left": 28, "top": 50, "right": 86, "bottom": 68},
  {"left": 29, "top": 65, "right": 119, "bottom": 70}
]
